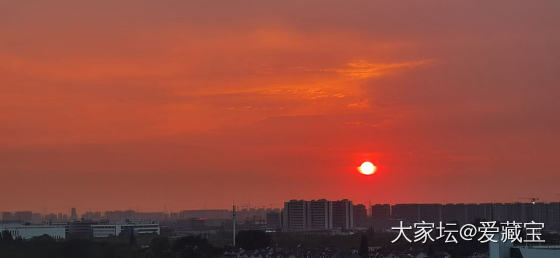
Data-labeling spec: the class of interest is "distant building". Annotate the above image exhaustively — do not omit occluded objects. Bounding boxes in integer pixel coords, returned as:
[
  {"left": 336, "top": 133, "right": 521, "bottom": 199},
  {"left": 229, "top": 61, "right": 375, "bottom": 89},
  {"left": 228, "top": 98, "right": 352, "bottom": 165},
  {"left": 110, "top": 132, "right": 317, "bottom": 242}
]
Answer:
[
  {"left": 418, "top": 204, "right": 441, "bottom": 222},
  {"left": 31, "top": 213, "right": 42, "bottom": 223},
  {"left": 371, "top": 204, "right": 390, "bottom": 221},
  {"left": 1, "top": 212, "right": 14, "bottom": 223},
  {"left": 0, "top": 224, "right": 66, "bottom": 240},
  {"left": 13, "top": 211, "right": 33, "bottom": 223},
  {"left": 44, "top": 213, "right": 58, "bottom": 223},
  {"left": 352, "top": 204, "right": 368, "bottom": 228},
  {"left": 282, "top": 200, "right": 308, "bottom": 232},
  {"left": 265, "top": 211, "right": 281, "bottom": 231},
  {"left": 67, "top": 220, "right": 96, "bottom": 239},
  {"left": 281, "top": 199, "right": 361, "bottom": 232},
  {"left": 391, "top": 204, "right": 419, "bottom": 223},
  {"left": 371, "top": 204, "right": 391, "bottom": 232},
  {"left": 548, "top": 202, "right": 560, "bottom": 230},
  {"left": 308, "top": 199, "right": 330, "bottom": 231},
  {"left": 57, "top": 213, "right": 68, "bottom": 222},
  {"left": 0, "top": 211, "right": 34, "bottom": 223},
  {"left": 92, "top": 224, "right": 120, "bottom": 238},
  {"left": 92, "top": 223, "right": 160, "bottom": 238},
  {"left": 507, "top": 203, "right": 526, "bottom": 221},
  {"left": 492, "top": 203, "right": 507, "bottom": 221},
  {"left": 82, "top": 211, "right": 102, "bottom": 221},
  {"left": 178, "top": 209, "right": 230, "bottom": 220},
  {"left": 465, "top": 203, "right": 489, "bottom": 223},
  {"left": 102, "top": 210, "right": 168, "bottom": 223},
  {"left": 442, "top": 204, "right": 466, "bottom": 223},
  {"left": 329, "top": 199, "right": 353, "bottom": 230},
  {"left": 105, "top": 210, "right": 137, "bottom": 222},
  {"left": 70, "top": 208, "right": 78, "bottom": 221},
  {"left": 236, "top": 208, "right": 267, "bottom": 224},
  {"left": 122, "top": 223, "right": 160, "bottom": 235}
]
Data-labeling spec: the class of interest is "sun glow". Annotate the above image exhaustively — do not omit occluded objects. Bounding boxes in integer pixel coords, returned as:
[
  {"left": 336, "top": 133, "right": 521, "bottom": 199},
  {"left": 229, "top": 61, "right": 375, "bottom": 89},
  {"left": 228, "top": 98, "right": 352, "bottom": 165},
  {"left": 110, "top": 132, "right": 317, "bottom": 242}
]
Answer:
[{"left": 358, "top": 161, "right": 376, "bottom": 175}]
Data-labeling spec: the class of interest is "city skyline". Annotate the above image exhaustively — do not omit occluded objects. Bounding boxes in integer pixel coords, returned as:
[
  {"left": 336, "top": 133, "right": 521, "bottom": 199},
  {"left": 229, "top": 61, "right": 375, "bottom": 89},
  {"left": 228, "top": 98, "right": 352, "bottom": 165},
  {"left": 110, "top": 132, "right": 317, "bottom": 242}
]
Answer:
[
  {"left": 2, "top": 0, "right": 560, "bottom": 212},
  {"left": 3, "top": 199, "right": 560, "bottom": 216},
  {"left": 3, "top": 199, "right": 560, "bottom": 237}
]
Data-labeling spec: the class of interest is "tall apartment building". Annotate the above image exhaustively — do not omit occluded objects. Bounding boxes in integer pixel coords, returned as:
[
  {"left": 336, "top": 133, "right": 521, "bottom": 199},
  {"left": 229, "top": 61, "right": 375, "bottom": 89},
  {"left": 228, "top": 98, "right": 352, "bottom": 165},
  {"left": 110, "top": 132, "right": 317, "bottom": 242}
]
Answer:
[
  {"left": 548, "top": 203, "right": 560, "bottom": 230},
  {"left": 391, "top": 204, "right": 420, "bottom": 223},
  {"left": 371, "top": 204, "right": 391, "bottom": 221},
  {"left": 308, "top": 199, "right": 330, "bottom": 231},
  {"left": 1, "top": 212, "right": 14, "bottom": 222},
  {"left": 282, "top": 200, "right": 308, "bottom": 232},
  {"left": 442, "top": 204, "right": 466, "bottom": 224},
  {"left": 329, "top": 199, "right": 353, "bottom": 230},
  {"left": 265, "top": 211, "right": 281, "bottom": 231},
  {"left": 418, "top": 204, "right": 442, "bottom": 222},
  {"left": 282, "top": 199, "right": 356, "bottom": 232},
  {"left": 70, "top": 207, "right": 78, "bottom": 221},
  {"left": 353, "top": 204, "right": 368, "bottom": 228}
]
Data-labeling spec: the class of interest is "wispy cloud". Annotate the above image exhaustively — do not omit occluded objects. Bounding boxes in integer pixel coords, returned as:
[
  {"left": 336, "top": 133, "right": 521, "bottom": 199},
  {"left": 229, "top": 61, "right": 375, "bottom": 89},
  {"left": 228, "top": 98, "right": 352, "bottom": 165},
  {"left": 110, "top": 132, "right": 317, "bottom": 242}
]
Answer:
[{"left": 335, "top": 59, "right": 434, "bottom": 79}]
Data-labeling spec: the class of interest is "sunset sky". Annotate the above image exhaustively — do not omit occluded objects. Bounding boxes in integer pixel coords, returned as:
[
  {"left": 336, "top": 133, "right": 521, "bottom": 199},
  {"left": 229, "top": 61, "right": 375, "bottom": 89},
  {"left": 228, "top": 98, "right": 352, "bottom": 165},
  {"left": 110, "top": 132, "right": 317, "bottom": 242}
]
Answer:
[{"left": 1, "top": 0, "right": 559, "bottom": 213}]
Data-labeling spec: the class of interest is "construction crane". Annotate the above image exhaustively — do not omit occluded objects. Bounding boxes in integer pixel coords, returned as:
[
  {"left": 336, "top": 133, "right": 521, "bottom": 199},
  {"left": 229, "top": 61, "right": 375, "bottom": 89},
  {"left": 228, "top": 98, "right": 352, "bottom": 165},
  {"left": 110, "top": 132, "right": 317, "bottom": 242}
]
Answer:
[{"left": 519, "top": 197, "right": 539, "bottom": 205}]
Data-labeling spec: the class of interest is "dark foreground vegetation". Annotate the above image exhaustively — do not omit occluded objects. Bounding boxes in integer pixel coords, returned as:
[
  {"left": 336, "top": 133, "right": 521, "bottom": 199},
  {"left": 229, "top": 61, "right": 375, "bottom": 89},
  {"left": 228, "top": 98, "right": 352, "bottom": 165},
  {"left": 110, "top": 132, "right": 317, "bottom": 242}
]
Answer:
[
  {"left": 0, "top": 231, "right": 223, "bottom": 258},
  {"left": 3, "top": 228, "right": 558, "bottom": 258}
]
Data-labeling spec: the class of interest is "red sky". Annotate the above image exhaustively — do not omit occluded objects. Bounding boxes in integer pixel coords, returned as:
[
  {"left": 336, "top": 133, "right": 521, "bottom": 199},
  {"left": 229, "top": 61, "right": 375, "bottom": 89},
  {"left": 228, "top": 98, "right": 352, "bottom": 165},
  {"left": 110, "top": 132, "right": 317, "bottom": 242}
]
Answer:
[{"left": 1, "top": 0, "right": 560, "bottom": 213}]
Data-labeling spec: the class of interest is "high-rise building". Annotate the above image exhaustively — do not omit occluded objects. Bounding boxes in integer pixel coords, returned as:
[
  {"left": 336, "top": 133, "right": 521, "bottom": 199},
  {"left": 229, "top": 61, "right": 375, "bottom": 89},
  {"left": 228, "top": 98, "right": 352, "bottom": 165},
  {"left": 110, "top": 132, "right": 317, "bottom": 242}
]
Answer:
[
  {"left": 418, "top": 204, "right": 442, "bottom": 222},
  {"left": 14, "top": 211, "right": 33, "bottom": 223},
  {"left": 307, "top": 199, "right": 330, "bottom": 231},
  {"left": 282, "top": 200, "right": 308, "bottom": 232},
  {"left": 1, "top": 212, "right": 14, "bottom": 223},
  {"left": 442, "top": 204, "right": 466, "bottom": 224},
  {"left": 505, "top": 203, "right": 526, "bottom": 221},
  {"left": 70, "top": 207, "right": 78, "bottom": 221},
  {"left": 548, "top": 203, "right": 560, "bottom": 230},
  {"left": 44, "top": 213, "right": 58, "bottom": 223},
  {"left": 265, "top": 211, "right": 281, "bottom": 231},
  {"left": 353, "top": 204, "right": 368, "bottom": 228},
  {"left": 479, "top": 203, "right": 494, "bottom": 221},
  {"left": 492, "top": 203, "right": 507, "bottom": 221},
  {"left": 329, "top": 199, "right": 353, "bottom": 230},
  {"left": 370, "top": 204, "right": 391, "bottom": 232},
  {"left": 465, "top": 204, "right": 487, "bottom": 223},
  {"left": 371, "top": 204, "right": 391, "bottom": 221},
  {"left": 391, "top": 204, "right": 419, "bottom": 223}
]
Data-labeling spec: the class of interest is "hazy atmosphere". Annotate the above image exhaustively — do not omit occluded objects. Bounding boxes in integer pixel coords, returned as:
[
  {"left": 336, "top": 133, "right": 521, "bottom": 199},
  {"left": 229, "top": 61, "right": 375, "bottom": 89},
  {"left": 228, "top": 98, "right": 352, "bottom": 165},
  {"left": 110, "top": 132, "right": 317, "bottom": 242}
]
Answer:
[{"left": 1, "top": 0, "right": 559, "bottom": 212}]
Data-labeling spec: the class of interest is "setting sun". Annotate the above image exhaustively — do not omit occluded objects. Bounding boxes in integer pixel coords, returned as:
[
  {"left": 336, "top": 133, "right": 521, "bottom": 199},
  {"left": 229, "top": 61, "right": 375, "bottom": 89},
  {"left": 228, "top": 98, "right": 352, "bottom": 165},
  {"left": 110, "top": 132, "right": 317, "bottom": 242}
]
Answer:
[{"left": 358, "top": 161, "right": 376, "bottom": 175}]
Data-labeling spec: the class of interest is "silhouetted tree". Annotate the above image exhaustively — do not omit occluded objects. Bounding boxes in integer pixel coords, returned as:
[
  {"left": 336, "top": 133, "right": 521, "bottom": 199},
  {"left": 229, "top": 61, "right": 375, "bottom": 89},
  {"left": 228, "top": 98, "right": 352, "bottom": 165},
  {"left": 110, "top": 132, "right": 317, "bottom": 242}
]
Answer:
[
  {"left": 172, "top": 236, "right": 221, "bottom": 258},
  {"left": 150, "top": 236, "right": 170, "bottom": 257},
  {"left": 1, "top": 230, "right": 13, "bottom": 243},
  {"left": 236, "top": 230, "right": 271, "bottom": 250}
]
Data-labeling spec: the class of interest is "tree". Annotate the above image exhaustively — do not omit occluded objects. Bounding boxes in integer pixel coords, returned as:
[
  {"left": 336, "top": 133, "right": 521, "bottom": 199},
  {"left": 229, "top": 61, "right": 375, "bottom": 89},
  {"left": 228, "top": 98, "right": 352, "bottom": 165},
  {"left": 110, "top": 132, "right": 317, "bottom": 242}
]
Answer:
[
  {"left": 172, "top": 236, "right": 221, "bottom": 258},
  {"left": 150, "top": 236, "right": 170, "bottom": 255},
  {"left": 0, "top": 230, "right": 13, "bottom": 243},
  {"left": 236, "top": 230, "right": 271, "bottom": 250}
]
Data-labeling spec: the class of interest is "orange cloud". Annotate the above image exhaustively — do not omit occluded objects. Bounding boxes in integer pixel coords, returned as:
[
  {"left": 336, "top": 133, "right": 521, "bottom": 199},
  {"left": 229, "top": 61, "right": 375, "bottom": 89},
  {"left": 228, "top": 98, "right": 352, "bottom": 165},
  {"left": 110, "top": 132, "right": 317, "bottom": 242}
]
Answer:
[{"left": 334, "top": 59, "right": 434, "bottom": 79}]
